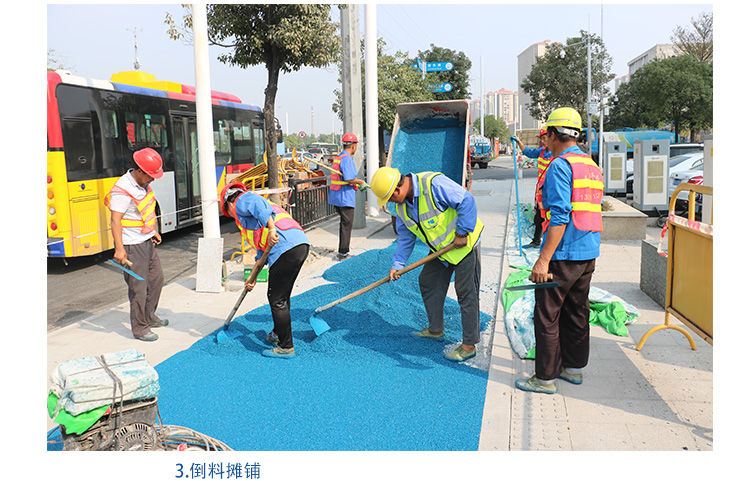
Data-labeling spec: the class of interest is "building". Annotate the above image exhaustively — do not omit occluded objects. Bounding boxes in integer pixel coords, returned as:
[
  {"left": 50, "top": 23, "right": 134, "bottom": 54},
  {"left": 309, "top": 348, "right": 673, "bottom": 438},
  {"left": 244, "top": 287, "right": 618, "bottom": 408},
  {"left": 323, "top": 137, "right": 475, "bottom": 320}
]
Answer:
[
  {"left": 627, "top": 44, "right": 678, "bottom": 76},
  {"left": 613, "top": 74, "right": 630, "bottom": 92},
  {"left": 517, "top": 40, "right": 552, "bottom": 130},
  {"left": 470, "top": 89, "right": 517, "bottom": 129}
]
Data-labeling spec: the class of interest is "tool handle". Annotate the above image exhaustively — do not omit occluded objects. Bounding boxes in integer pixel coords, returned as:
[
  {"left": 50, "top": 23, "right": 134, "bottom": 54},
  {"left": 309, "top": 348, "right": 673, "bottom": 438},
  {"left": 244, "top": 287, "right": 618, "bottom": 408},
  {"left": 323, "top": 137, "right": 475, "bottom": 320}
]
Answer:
[
  {"left": 528, "top": 273, "right": 554, "bottom": 282},
  {"left": 224, "top": 246, "right": 272, "bottom": 327},
  {"left": 306, "top": 158, "right": 371, "bottom": 189},
  {"left": 124, "top": 259, "right": 134, "bottom": 267},
  {"left": 315, "top": 243, "right": 455, "bottom": 314}
]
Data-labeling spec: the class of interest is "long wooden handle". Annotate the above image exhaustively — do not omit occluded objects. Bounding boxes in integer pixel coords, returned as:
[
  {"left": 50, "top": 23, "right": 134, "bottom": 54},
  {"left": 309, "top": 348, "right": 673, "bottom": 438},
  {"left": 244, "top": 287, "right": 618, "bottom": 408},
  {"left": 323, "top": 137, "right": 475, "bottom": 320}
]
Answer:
[
  {"left": 307, "top": 157, "right": 342, "bottom": 175},
  {"left": 224, "top": 246, "right": 273, "bottom": 327},
  {"left": 314, "top": 243, "right": 455, "bottom": 314}
]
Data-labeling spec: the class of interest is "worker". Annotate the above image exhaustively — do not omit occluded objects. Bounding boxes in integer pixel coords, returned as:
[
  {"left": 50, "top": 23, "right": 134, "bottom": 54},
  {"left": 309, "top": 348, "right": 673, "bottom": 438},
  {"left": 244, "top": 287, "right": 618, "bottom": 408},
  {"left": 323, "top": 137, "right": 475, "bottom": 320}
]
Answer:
[
  {"left": 221, "top": 183, "right": 309, "bottom": 359},
  {"left": 105, "top": 148, "right": 167, "bottom": 342},
  {"left": 512, "top": 127, "right": 553, "bottom": 247},
  {"left": 370, "top": 166, "right": 484, "bottom": 362},
  {"left": 514, "top": 107, "right": 603, "bottom": 394},
  {"left": 328, "top": 133, "right": 367, "bottom": 260}
]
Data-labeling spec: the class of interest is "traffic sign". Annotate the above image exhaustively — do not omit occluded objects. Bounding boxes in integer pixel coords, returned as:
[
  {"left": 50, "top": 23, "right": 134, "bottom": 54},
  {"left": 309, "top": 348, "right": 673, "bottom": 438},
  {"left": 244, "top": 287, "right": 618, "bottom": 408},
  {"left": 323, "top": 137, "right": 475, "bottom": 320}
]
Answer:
[
  {"left": 430, "top": 82, "right": 453, "bottom": 93},
  {"left": 411, "top": 61, "right": 454, "bottom": 72},
  {"left": 298, "top": 131, "right": 307, "bottom": 138}
]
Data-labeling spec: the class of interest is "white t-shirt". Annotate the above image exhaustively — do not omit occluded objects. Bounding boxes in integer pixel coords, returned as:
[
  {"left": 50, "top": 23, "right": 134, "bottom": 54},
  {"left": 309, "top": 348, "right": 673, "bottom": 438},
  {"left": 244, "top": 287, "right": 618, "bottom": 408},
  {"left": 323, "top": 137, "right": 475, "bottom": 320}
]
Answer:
[{"left": 109, "top": 170, "right": 156, "bottom": 245}]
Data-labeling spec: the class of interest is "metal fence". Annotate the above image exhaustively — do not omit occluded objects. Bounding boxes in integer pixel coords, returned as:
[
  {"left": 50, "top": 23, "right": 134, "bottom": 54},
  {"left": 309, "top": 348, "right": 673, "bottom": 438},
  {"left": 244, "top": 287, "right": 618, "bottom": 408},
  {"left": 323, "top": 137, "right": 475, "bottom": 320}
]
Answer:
[{"left": 286, "top": 175, "right": 337, "bottom": 230}]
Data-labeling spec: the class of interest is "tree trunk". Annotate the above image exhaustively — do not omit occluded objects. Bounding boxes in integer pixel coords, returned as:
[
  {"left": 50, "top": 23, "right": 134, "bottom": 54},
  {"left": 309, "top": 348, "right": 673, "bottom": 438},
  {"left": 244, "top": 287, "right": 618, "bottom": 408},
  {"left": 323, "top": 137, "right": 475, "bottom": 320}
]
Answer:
[
  {"left": 378, "top": 124, "right": 387, "bottom": 167},
  {"left": 264, "top": 52, "right": 281, "bottom": 205}
]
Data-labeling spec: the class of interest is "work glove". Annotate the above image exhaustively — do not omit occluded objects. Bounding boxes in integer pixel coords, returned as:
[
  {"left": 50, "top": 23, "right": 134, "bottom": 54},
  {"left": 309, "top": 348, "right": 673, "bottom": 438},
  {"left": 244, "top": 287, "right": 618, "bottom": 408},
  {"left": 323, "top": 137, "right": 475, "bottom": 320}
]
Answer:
[
  {"left": 359, "top": 184, "right": 369, "bottom": 193},
  {"left": 510, "top": 136, "right": 519, "bottom": 144}
]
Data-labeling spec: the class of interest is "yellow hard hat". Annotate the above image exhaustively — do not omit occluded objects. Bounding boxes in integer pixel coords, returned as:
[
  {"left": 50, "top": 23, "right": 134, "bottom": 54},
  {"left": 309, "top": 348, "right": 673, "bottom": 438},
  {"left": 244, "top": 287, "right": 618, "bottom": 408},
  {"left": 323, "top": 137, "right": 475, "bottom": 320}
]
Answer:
[
  {"left": 371, "top": 166, "right": 401, "bottom": 207},
  {"left": 545, "top": 107, "right": 582, "bottom": 138}
]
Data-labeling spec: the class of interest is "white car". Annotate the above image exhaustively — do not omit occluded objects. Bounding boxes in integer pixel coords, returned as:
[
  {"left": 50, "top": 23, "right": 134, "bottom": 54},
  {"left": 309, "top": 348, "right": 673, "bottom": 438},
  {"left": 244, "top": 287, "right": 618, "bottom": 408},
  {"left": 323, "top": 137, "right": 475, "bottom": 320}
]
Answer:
[{"left": 668, "top": 167, "right": 703, "bottom": 206}]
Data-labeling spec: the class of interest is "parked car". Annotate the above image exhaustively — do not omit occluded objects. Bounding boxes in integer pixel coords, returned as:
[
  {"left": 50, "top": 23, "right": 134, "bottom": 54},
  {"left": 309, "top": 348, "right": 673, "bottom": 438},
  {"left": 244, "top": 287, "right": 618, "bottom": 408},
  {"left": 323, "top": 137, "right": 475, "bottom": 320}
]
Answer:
[
  {"left": 669, "top": 142, "right": 703, "bottom": 158},
  {"left": 669, "top": 167, "right": 704, "bottom": 206},
  {"left": 626, "top": 152, "right": 703, "bottom": 194},
  {"left": 308, "top": 147, "right": 335, "bottom": 163}
]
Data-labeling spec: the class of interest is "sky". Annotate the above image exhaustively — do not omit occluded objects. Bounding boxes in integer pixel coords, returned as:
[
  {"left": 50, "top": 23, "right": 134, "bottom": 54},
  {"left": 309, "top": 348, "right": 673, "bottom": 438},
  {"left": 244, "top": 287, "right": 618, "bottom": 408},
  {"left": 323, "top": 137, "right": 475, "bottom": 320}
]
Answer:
[{"left": 46, "top": 2, "right": 713, "bottom": 138}]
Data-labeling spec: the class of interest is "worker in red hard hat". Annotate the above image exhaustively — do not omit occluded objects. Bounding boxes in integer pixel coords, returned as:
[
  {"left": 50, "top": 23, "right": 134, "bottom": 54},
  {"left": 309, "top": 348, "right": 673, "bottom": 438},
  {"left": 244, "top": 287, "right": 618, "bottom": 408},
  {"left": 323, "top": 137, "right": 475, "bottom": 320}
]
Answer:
[
  {"left": 512, "top": 127, "right": 553, "bottom": 247},
  {"left": 105, "top": 148, "right": 167, "bottom": 342},
  {"left": 221, "top": 182, "right": 310, "bottom": 358},
  {"left": 329, "top": 132, "right": 367, "bottom": 260}
]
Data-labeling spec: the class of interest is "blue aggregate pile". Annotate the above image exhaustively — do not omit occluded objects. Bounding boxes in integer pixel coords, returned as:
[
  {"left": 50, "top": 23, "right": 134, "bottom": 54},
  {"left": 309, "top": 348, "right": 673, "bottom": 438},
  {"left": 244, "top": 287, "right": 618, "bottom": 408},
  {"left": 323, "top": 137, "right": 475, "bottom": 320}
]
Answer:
[
  {"left": 154, "top": 241, "right": 490, "bottom": 451},
  {"left": 387, "top": 116, "right": 465, "bottom": 217}
]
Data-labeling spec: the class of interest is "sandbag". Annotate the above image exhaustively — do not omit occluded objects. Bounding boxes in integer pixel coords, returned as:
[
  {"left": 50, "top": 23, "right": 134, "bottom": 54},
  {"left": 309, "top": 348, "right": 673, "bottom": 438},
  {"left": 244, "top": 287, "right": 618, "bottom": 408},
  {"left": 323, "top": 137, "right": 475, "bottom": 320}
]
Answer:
[{"left": 49, "top": 349, "right": 159, "bottom": 416}]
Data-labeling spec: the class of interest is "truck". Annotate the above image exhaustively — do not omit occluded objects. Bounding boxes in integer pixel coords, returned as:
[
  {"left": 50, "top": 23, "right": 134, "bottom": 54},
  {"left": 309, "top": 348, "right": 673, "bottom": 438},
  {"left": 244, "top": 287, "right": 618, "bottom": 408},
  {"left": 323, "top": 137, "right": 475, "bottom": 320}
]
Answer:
[
  {"left": 468, "top": 134, "right": 493, "bottom": 169},
  {"left": 384, "top": 100, "right": 472, "bottom": 231}
]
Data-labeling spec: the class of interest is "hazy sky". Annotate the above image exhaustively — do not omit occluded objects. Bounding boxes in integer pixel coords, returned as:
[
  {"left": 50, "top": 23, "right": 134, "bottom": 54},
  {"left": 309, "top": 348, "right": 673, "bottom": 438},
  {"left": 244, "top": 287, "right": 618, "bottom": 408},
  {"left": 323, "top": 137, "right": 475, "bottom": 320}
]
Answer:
[{"left": 46, "top": 3, "right": 712, "bottom": 137}]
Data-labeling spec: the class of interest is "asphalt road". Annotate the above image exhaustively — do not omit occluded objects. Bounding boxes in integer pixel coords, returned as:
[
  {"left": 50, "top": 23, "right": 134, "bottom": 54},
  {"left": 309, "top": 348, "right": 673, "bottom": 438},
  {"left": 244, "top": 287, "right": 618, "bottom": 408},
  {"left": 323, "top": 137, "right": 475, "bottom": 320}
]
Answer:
[{"left": 46, "top": 219, "right": 243, "bottom": 332}]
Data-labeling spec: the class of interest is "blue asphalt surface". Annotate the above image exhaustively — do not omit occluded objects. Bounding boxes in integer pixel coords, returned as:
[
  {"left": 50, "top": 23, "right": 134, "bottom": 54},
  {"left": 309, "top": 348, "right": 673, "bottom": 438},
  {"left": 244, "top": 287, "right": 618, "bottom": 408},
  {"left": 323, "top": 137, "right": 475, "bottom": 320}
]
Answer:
[{"left": 152, "top": 241, "right": 490, "bottom": 451}]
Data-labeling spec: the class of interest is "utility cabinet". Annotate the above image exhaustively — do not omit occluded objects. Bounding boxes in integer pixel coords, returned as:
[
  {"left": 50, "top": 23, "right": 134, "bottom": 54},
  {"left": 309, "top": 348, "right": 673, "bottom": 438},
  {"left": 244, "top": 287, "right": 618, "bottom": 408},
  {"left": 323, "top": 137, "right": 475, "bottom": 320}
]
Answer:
[
  {"left": 633, "top": 139, "right": 670, "bottom": 212},
  {"left": 602, "top": 140, "right": 627, "bottom": 195}
]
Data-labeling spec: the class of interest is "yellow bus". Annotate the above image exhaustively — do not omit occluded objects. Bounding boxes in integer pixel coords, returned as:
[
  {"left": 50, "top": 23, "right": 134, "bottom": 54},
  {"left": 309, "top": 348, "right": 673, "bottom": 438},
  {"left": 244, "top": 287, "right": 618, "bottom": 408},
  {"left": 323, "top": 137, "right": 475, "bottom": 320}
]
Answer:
[{"left": 47, "top": 69, "right": 269, "bottom": 258}]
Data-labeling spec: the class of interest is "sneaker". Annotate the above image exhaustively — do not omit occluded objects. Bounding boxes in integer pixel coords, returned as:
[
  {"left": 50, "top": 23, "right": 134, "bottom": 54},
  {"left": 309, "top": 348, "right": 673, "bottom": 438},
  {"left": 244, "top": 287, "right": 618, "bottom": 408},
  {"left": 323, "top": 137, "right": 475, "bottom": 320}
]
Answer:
[
  {"left": 149, "top": 318, "right": 169, "bottom": 328},
  {"left": 524, "top": 240, "right": 541, "bottom": 248},
  {"left": 515, "top": 375, "right": 557, "bottom": 394},
  {"left": 412, "top": 328, "right": 444, "bottom": 340},
  {"left": 266, "top": 331, "right": 279, "bottom": 346},
  {"left": 336, "top": 252, "right": 350, "bottom": 260},
  {"left": 559, "top": 368, "right": 583, "bottom": 385},
  {"left": 444, "top": 345, "right": 476, "bottom": 362},
  {"left": 262, "top": 346, "right": 296, "bottom": 358},
  {"left": 135, "top": 332, "right": 159, "bottom": 342}
]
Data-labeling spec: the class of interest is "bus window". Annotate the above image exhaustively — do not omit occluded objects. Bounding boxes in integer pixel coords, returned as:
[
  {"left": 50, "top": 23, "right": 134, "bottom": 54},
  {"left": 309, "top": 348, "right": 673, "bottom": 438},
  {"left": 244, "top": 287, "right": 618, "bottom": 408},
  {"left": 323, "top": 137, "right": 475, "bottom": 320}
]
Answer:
[
  {"left": 124, "top": 112, "right": 168, "bottom": 151},
  {"left": 253, "top": 124, "right": 265, "bottom": 162},
  {"left": 232, "top": 121, "right": 253, "bottom": 165},
  {"left": 214, "top": 118, "right": 232, "bottom": 166}
]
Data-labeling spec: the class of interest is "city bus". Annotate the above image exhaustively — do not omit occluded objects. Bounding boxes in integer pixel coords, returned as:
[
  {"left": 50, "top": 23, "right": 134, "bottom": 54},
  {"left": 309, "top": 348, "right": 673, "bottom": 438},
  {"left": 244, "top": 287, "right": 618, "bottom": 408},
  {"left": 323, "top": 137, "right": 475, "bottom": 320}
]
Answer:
[{"left": 47, "top": 69, "right": 271, "bottom": 258}]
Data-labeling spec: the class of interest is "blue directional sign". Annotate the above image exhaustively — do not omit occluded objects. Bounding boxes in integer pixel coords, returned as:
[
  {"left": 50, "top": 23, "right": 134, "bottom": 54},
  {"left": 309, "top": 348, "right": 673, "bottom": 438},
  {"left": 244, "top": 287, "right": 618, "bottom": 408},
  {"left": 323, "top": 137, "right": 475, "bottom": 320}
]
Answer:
[
  {"left": 411, "top": 61, "right": 454, "bottom": 72},
  {"left": 430, "top": 82, "right": 453, "bottom": 93}
]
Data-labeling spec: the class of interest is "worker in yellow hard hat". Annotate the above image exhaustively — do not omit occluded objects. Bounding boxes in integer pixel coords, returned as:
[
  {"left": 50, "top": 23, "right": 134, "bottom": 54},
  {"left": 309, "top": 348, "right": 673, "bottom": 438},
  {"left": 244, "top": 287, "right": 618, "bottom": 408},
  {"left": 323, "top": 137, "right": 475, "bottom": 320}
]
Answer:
[
  {"left": 370, "top": 165, "right": 484, "bottom": 363},
  {"left": 514, "top": 107, "right": 603, "bottom": 394}
]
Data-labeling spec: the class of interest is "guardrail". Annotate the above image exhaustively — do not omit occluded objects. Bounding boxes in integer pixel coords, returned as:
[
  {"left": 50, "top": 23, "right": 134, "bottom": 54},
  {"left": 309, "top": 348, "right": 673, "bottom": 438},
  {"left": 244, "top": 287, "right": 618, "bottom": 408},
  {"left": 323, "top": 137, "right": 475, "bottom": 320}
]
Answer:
[{"left": 286, "top": 174, "right": 337, "bottom": 230}]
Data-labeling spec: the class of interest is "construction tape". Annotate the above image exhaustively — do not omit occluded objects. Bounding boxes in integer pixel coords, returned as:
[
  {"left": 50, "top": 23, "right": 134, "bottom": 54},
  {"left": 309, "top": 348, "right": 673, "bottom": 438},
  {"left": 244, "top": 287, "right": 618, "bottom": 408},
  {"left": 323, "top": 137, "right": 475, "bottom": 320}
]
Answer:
[{"left": 656, "top": 210, "right": 713, "bottom": 257}]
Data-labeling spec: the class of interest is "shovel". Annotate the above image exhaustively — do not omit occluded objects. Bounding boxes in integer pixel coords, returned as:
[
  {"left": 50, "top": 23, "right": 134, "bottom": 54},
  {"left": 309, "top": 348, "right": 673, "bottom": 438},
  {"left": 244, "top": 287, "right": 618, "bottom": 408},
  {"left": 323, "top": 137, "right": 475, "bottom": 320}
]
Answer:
[
  {"left": 505, "top": 273, "right": 559, "bottom": 291},
  {"left": 308, "top": 243, "right": 456, "bottom": 335},
  {"left": 305, "top": 157, "right": 372, "bottom": 190},
  {"left": 216, "top": 245, "right": 273, "bottom": 342}
]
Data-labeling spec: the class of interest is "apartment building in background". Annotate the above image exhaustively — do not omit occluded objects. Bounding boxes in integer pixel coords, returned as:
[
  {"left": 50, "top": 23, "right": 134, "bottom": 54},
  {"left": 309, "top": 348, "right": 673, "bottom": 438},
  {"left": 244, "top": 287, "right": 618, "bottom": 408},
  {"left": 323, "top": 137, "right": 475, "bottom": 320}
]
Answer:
[{"left": 517, "top": 39, "right": 551, "bottom": 131}]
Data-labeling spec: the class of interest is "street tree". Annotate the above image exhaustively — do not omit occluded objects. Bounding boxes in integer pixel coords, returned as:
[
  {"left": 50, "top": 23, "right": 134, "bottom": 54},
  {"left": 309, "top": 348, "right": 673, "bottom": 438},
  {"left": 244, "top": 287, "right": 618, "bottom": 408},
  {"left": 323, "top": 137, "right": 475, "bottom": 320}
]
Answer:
[
  {"left": 415, "top": 44, "right": 472, "bottom": 101},
  {"left": 608, "top": 55, "right": 712, "bottom": 142},
  {"left": 671, "top": 11, "right": 713, "bottom": 62},
  {"left": 472, "top": 115, "right": 510, "bottom": 145},
  {"left": 165, "top": 4, "right": 340, "bottom": 201},
  {"left": 333, "top": 38, "right": 432, "bottom": 165},
  {"left": 521, "top": 31, "right": 614, "bottom": 126}
]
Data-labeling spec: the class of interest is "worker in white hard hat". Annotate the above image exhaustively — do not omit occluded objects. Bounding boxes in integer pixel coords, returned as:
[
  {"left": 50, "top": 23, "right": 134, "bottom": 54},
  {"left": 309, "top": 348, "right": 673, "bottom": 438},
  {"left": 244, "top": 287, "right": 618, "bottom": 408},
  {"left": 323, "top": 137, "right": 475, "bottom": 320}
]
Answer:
[
  {"left": 105, "top": 148, "right": 167, "bottom": 342},
  {"left": 370, "top": 166, "right": 484, "bottom": 363}
]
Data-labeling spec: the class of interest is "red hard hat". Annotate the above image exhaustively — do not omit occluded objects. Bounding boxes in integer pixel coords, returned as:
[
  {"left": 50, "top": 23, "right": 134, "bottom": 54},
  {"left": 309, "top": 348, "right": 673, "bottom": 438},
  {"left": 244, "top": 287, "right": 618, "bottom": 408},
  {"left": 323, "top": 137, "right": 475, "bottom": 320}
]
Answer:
[
  {"left": 220, "top": 182, "right": 247, "bottom": 217},
  {"left": 342, "top": 132, "right": 358, "bottom": 144},
  {"left": 133, "top": 148, "right": 164, "bottom": 179}
]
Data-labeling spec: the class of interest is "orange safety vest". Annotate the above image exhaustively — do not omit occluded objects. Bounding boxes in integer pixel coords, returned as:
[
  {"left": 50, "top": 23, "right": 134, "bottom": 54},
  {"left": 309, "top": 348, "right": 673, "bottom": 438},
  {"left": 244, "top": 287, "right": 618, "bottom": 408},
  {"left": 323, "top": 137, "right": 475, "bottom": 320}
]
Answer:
[
  {"left": 235, "top": 200, "right": 303, "bottom": 252},
  {"left": 330, "top": 152, "right": 357, "bottom": 192},
  {"left": 536, "top": 148, "right": 552, "bottom": 183},
  {"left": 105, "top": 185, "right": 158, "bottom": 234},
  {"left": 537, "top": 151, "right": 603, "bottom": 233}
]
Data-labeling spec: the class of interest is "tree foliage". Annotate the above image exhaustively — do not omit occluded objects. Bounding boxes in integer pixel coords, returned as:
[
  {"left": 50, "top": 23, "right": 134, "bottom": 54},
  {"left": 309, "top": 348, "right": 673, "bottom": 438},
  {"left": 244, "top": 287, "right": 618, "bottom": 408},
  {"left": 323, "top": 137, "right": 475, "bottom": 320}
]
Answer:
[
  {"left": 671, "top": 11, "right": 713, "bottom": 62},
  {"left": 607, "top": 55, "right": 712, "bottom": 141},
  {"left": 521, "top": 31, "right": 614, "bottom": 123},
  {"left": 333, "top": 38, "right": 433, "bottom": 163},
  {"left": 165, "top": 4, "right": 340, "bottom": 197},
  {"left": 472, "top": 115, "right": 510, "bottom": 145},
  {"left": 415, "top": 44, "right": 472, "bottom": 101}
]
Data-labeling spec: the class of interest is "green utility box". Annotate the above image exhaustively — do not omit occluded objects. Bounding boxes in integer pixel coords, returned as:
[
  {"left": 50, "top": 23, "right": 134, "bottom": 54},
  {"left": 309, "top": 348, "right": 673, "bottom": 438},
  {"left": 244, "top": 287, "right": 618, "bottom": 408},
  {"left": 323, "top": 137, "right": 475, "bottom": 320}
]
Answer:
[{"left": 245, "top": 265, "right": 268, "bottom": 282}]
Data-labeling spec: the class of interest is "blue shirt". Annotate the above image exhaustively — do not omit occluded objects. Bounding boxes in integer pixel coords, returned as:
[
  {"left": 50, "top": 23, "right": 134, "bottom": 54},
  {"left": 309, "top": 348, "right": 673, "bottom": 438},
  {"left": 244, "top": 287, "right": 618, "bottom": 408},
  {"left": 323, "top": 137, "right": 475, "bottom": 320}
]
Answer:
[
  {"left": 391, "top": 173, "right": 480, "bottom": 270},
  {"left": 523, "top": 146, "right": 552, "bottom": 160},
  {"left": 328, "top": 150, "right": 357, "bottom": 208},
  {"left": 541, "top": 146, "right": 600, "bottom": 261},
  {"left": 235, "top": 193, "right": 309, "bottom": 267}
]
